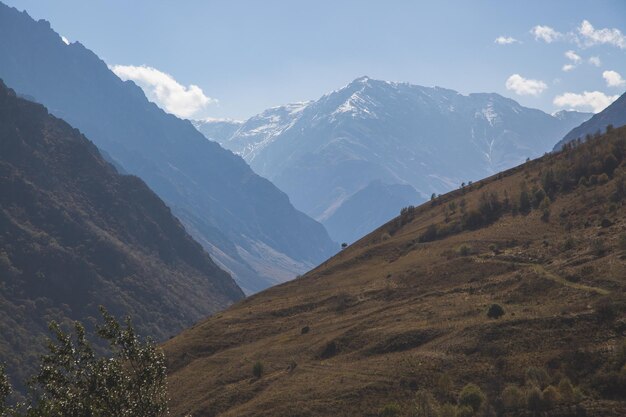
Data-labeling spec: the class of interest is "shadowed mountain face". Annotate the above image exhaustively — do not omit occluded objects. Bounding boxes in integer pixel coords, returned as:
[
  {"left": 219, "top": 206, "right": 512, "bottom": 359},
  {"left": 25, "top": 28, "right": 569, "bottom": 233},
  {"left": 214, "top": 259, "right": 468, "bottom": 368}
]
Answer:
[
  {"left": 0, "top": 80, "right": 243, "bottom": 389},
  {"left": 164, "top": 126, "right": 626, "bottom": 417},
  {"left": 553, "top": 91, "right": 626, "bottom": 151},
  {"left": 196, "top": 77, "right": 591, "bottom": 244},
  {"left": 0, "top": 2, "right": 337, "bottom": 294}
]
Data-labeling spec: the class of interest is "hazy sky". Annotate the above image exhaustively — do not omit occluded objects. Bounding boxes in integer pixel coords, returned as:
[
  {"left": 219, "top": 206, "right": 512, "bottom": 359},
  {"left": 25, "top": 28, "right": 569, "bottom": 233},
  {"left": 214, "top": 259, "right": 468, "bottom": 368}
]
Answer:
[{"left": 4, "top": 0, "right": 625, "bottom": 120}]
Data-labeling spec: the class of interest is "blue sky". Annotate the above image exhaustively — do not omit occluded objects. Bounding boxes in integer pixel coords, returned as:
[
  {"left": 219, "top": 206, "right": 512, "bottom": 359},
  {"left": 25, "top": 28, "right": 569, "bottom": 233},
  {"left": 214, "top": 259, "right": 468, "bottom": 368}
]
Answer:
[{"left": 3, "top": 0, "right": 625, "bottom": 119}]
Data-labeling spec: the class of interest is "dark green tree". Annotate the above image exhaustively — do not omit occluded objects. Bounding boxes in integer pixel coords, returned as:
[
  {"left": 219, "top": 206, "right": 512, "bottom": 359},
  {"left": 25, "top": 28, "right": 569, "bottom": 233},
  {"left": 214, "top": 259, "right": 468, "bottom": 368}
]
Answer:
[
  {"left": 3, "top": 308, "right": 170, "bottom": 417},
  {"left": 252, "top": 361, "right": 264, "bottom": 379},
  {"left": 518, "top": 184, "right": 531, "bottom": 214}
]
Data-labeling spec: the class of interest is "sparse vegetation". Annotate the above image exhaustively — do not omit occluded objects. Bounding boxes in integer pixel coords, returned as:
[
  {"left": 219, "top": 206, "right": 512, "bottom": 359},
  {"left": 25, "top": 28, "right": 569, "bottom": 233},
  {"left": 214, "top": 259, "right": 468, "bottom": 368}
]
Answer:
[
  {"left": 457, "top": 244, "right": 472, "bottom": 256},
  {"left": 379, "top": 402, "right": 402, "bottom": 417},
  {"left": 253, "top": 361, "right": 264, "bottom": 378},
  {"left": 0, "top": 364, "right": 10, "bottom": 416}
]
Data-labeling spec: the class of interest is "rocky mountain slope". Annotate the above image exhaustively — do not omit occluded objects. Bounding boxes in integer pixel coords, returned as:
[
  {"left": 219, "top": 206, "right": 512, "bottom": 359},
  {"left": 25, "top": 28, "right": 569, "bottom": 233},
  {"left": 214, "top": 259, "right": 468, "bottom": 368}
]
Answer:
[
  {"left": 0, "top": 80, "right": 243, "bottom": 389},
  {"left": 197, "top": 77, "right": 591, "bottom": 244},
  {"left": 554, "top": 91, "right": 626, "bottom": 151},
  {"left": 164, "top": 126, "right": 626, "bottom": 417},
  {"left": 0, "top": 2, "right": 337, "bottom": 293}
]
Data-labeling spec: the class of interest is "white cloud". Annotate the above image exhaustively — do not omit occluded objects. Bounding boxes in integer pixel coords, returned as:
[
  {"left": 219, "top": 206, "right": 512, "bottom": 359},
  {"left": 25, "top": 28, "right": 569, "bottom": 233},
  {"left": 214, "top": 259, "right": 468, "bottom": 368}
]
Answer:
[
  {"left": 531, "top": 25, "right": 562, "bottom": 43},
  {"left": 111, "top": 64, "right": 217, "bottom": 118},
  {"left": 564, "top": 50, "right": 581, "bottom": 63},
  {"left": 578, "top": 20, "right": 626, "bottom": 49},
  {"left": 494, "top": 36, "right": 518, "bottom": 45},
  {"left": 553, "top": 91, "right": 619, "bottom": 113},
  {"left": 588, "top": 56, "right": 602, "bottom": 67},
  {"left": 505, "top": 74, "right": 548, "bottom": 96},
  {"left": 61, "top": 35, "right": 70, "bottom": 45},
  {"left": 602, "top": 70, "right": 626, "bottom": 88},
  {"left": 562, "top": 64, "right": 575, "bottom": 72}
]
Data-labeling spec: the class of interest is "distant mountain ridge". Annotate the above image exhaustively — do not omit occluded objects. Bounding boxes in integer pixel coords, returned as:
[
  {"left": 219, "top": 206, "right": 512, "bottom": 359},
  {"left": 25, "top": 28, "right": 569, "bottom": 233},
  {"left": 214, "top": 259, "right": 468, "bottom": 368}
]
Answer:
[
  {"left": 0, "top": 2, "right": 337, "bottom": 293},
  {"left": 196, "top": 76, "right": 591, "bottom": 243},
  {"left": 0, "top": 79, "right": 243, "bottom": 388},
  {"left": 553, "top": 91, "right": 626, "bottom": 151}
]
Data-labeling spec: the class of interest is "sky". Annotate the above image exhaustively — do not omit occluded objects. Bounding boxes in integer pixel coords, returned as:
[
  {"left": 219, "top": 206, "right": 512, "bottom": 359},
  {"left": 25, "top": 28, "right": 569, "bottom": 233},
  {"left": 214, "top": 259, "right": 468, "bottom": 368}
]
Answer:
[{"left": 3, "top": 0, "right": 625, "bottom": 120}]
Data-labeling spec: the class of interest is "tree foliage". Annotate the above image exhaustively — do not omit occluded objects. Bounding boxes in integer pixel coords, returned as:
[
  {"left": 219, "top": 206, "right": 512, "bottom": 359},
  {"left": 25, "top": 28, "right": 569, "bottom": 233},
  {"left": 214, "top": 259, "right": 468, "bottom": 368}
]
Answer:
[{"left": 1, "top": 307, "right": 169, "bottom": 417}]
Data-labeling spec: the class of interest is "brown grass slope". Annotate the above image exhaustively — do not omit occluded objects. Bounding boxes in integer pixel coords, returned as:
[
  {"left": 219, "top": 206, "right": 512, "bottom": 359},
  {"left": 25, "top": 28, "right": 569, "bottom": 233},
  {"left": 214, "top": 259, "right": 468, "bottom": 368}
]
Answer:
[{"left": 164, "top": 128, "right": 626, "bottom": 417}]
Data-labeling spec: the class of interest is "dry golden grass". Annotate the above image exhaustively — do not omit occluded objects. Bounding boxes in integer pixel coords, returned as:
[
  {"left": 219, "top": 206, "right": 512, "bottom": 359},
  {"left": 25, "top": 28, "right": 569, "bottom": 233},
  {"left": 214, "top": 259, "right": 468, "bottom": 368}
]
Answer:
[{"left": 164, "top": 134, "right": 626, "bottom": 417}]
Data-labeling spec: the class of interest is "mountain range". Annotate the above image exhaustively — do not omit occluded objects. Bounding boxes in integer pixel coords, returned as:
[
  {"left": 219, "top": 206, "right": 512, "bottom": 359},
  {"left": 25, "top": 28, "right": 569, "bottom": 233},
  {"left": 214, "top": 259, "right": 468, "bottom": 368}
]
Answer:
[
  {"left": 0, "top": 2, "right": 337, "bottom": 293},
  {"left": 0, "top": 79, "right": 243, "bottom": 388},
  {"left": 554, "top": 91, "right": 626, "bottom": 151},
  {"left": 195, "top": 76, "right": 591, "bottom": 243}
]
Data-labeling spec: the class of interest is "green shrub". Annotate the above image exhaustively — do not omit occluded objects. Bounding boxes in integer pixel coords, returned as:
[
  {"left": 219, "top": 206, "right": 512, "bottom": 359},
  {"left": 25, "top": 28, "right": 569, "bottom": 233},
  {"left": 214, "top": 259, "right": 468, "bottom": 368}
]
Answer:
[
  {"left": 532, "top": 188, "right": 546, "bottom": 209},
  {"left": 525, "top": 367, "right": 549, "bottom": 388},
  {"left": 413, "top": 390, "right": 438, "bottom": 417},
  {"left": 478, "top": 191, "right": 502, "bottom": 222},
  {"left": 438, "top": 403, "right": 458, "bottom": 417},
  {"left": 253, "top": 361, "right": 264, "bottom": 378},
  {"left": 487, "top": 304, "right": 505, "bottom": 319},
  {"left": 458, "top": 383, "right": 485, "bottom": 412},
  {"left": 558, "top": 378, "right": 575, "bottom": 403},
  {"left": 461, "top": 210, "right": 485, "bottom": 230},
  {"left": 436, "top": 373, "right": 454, "bottom": 400},
  {"left": 519, "top": 187, "right": 531, "bottom": 214},
  {"left": 595, "top": 297, "right": 619, "bottom": 322},
  {"left": 501, "top": 385, "right": 524, "bottom": 409},
  {"left": 591, "top": 239, "right": 606, "bottom": 256},
  {"left": 0, "top": 364, "right": 9, "bottom": 416},
  {"left": 456, "top": 405, "right": 474, "bottom": 417},
  {"left": 619, "top": 233, "right": 626, "bottom": 250},
  {"left": 379, "top": 402, "right": 402, "bottom": 417},
  {"left": 419, "top": 224, "right": 439, "bottom": 242},
  {"left": 457, "top": 245, "right": 472, "bottom": 257},
  {"left": 542, "top": 385, "right": 561, "bottom": 409},
  {"left": 526, "top": 387, "right": 544, "bottom": 413}
]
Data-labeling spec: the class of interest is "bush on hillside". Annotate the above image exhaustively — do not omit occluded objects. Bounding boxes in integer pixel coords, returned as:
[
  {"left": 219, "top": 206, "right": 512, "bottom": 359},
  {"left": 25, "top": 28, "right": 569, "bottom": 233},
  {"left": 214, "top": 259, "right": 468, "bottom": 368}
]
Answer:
[
  {"left": 487, "top": 304, "right": 505, "bottom": 319},
  {"left": 379, "top": 402, "right": 402, "bottom": 417},
  {"left": 501, "top": 385, "right": 524, "bottom": 409},
  {"left": 253, "top": 361, "right": 264, "bottom": 378},
  {"left": 458, "top": 383, "right": 485, "bottom": 412},
  {"left": 525, "top": 366, "right": 549, "bottom": 389},
  {"left": 526, "top": 387, "right": 544, "bottom": 414}
]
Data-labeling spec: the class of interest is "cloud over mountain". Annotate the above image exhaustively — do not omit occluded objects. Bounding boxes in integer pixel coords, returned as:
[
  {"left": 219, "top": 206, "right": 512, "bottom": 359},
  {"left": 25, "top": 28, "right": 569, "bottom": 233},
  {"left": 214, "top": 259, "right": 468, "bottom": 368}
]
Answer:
[
  {"left": 603, "top": 70, "right": 626, "bottom": 88},
  {"left": 553, "top": 91, "right": 618, "bottom": 113},
  {"left": 505, "top": 74, "right": 547, "bottom": 96},
  {"left": 111, "top": 64, "right": 217, "bottom": 118}
]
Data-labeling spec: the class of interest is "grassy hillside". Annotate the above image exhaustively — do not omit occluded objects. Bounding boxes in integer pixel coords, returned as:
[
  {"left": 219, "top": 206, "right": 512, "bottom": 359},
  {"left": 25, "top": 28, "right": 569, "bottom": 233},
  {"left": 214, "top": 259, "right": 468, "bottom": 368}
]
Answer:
[
  {"left": 164, "top": 127, "right": 626, "bottom": 417},
  {"left": 0, "top": 80, "right": 243, "bottom": 391}
]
